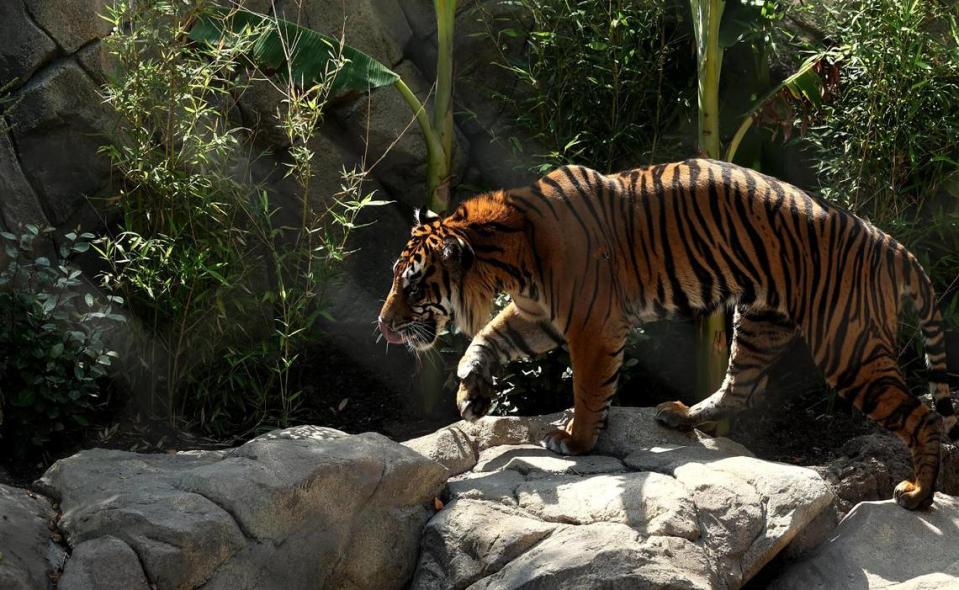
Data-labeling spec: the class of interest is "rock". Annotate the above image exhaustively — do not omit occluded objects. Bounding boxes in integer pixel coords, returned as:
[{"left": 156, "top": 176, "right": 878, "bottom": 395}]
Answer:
[
  {"left": 516, "top": 472, "right": 701, "bottom": 539},
  {"left": 7, "top": 59, "right": 114, "bottom": 226},
  {"left": 0, "top": 132, "right": 49, "bottom": 231},
  {"left": 0, "top": 0, "right": 58, "bottom": 85},
  {"left": 59, "top": 536, "right": 150, "bottom": 590},
  {"left": 413, "top": 499, "right": 557, "bottom": 589},
  {"left": 409, "top": 407, "right": 834, "bottom": 589},
  {"left": 624, "top": 442, "right": 753, "bottom": 473},
  {"left": 23, "top": 0, "right": 113, "bottom": 54},
  {"left": 473, "top": 443, "right": 625, "bottom": 475},
  {"left": 275, "top": 0, "right": 411, "bottom": 67},
  {"left": 39, "top": 427, "right": 448, "bottom": 590},
  {"left": 815, "top": 433, "right": 959, "bottom": 516},
  {"left": 673, "top": 462, "right": 764, "bottom": 590},
  {"left": 404, "top": 424, "right": 479, "bottom": 475},
  {"left": 780, "top": 502, "right": 841, "bottom": 562},
  {"left": 447, "top": 470, "right": 526, "bottom": 505},
  {"left": 316, "top": 197, "right": 424, "bottom": 395},
  {"left": 76, "top": 39, "right": 119, "bottom": 84},
  {"left": 770, "top": 492, "right": 959, "bottom": 589},
  {"left": 470, "top": 523, "right": 717, "bottom": 590},
  {"left": 594, "top": 405, "right": 735, "bottom": 458},
  {"left": 0, "top": 483, "right": 64, "bottom": 590},
  {"left": 404, "top": 407, "right": 752, "bottom": 475},
  {"left": 694, "top": 456, "right": 835, "bottom": 583},
  {"left": 463, "top": 410, "right": 570, "bottom": 450}
]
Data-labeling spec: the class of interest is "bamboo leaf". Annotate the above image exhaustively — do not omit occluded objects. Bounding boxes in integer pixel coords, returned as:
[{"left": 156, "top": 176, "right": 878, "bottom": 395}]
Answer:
[{"left": 189, "top": 7, "right": 399, "bottom": 93}]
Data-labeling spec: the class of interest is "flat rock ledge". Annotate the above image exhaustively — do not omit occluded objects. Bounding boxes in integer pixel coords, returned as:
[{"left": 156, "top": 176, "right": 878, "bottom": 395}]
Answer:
[
  {"left": 771, "top": 492, "right": 959, "bottom": 589},
  {"left": 404, "top": 407, "right": 834, "bottom": 589},
  {"left": 26, "top": 427, "right": 447, "bottom": 590}
]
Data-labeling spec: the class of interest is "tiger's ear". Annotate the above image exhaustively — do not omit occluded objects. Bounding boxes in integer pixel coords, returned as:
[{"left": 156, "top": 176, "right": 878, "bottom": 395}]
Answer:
[
  {"left": 442, "top": 236, "right": 474, "bottom": 273},
  {"left": 414, "top": 208, "right": 440, "bottom": 227}
]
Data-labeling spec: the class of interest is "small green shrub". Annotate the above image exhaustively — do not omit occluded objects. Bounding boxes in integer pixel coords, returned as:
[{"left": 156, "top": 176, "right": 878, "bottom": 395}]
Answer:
[
  {"left": 484, "top": 0, "right": 696, "bottom": 172},
  {"left": 0, "top": 227, "right": 123, "bottom": 459}
]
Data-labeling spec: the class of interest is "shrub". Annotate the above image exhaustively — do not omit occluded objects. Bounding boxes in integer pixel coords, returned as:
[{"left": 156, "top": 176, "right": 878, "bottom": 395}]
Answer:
[
  {"left": 0, "top": 227, "right": 123, "bottom": 459},
  {"left": 483, "top": 0, "right": 696, "bottom": 172},
  {"left": 795, "top": 0, "right": 959, "bottom": 319},
  {"left": 96, "top": 1, "right": 382, "bottom": 434}
]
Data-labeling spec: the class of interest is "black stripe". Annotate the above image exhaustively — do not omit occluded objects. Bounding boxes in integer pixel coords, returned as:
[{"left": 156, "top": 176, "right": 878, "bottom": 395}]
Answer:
[
  {"left": 507, "top": 192, "right": 545, "bottom": 218},
  {"left": 601, "top": 368, "right": 621, "bottom": 387},
  {"left": 928, "top": 370, "right": 951, "bottom": 384}
]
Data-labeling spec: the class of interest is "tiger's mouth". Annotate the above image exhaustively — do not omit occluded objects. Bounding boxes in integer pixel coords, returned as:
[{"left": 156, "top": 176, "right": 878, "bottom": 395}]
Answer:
[{"left": 379, "top": 317, "right": 440, "bottom": 350}]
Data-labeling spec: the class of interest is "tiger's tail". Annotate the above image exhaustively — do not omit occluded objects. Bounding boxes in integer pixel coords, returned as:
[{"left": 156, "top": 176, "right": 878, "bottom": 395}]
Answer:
[{"left": 903, "top": 251, "right": 957, "bottom": 440}]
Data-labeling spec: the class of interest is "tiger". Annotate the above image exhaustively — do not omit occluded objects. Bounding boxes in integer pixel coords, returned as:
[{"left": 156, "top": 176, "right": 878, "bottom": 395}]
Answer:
[{"left": 378, "top": 158, "right": 956, "bottom": 510}]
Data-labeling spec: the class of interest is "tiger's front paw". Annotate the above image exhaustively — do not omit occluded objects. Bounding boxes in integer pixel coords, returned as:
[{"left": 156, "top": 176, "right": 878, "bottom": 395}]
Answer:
[
  {"left": 542, "top": 429, "right": 593, "bottom": 456},
  {"left": 655, "top": 400, "right": 696, "bottom": 431},
  {"left": 894, "top": 479, "right": 934, "bottom": 511},
  {"left": 456, "top": 373, "right": 493, "bottom": 422}
]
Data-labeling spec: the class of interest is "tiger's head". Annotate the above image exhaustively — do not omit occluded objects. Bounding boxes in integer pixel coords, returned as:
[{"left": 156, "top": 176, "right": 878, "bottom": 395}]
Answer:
[{"left": 378, "top": 208, "right": 477, "bottom": 350}]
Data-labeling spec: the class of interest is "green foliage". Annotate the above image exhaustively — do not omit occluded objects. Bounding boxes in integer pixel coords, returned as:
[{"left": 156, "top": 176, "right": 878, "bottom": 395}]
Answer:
[
  {"left": 188, "top": 7, "right": 400, "bottom": 93},
  {"left": 791, "top": 0, "right": 959, "bottom": 322},
  {"left": 0, "top": 228, "right": 123, "bottom": 458},
  {"left": 96, "top": 1, "right": 383, "bottom": 434},
  {"left": 487, "top": 0, "right": 696, "bottom": 171}
]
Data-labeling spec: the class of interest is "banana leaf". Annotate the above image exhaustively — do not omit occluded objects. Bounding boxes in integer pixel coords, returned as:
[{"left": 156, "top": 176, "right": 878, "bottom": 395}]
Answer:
[
  {"left": 726, "top": 50, "right": 844, "bottom": 160},
  {"left": 188, "top": 7, "right": 399, "bottom": 93}
]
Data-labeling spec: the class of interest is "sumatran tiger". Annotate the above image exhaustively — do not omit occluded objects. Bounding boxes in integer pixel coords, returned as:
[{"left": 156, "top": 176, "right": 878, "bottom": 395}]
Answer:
[{"left": 377, "top": 158, "right": 956, "bottom": 510}]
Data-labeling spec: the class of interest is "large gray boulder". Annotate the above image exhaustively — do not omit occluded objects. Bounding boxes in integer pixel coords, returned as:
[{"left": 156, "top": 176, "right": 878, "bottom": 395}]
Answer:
[
  {"left": 0, "top": 483, "right": 65, "bottom": 590},
  {"left": 405, "top": 407, "right": 834, "bottom": 589},
  {"left": 771, "top": 492, "right": 959, "bottom": 589},
  {"left": 38, "top": 426, "right": 448, "bottom": 590}
]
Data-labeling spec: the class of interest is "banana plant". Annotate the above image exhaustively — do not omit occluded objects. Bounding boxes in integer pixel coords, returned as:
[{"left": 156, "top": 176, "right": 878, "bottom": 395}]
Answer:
[
  {"left": 725, "top": 49, "right": 843, "bottom": 161},
  {"left": 689, "top": 0, "right": 729, "bottom": 400},
  {"left": 689, "top": 0, "right": 839, "bottom": 401},
  {"left": 190, "top": 4, "right": 457, "bottom": 212}
]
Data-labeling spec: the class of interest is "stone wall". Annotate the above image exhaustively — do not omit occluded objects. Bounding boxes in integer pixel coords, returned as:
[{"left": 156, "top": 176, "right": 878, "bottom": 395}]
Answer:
[{"left": 0, "top": 0, "right": 535, "bottom": 404}]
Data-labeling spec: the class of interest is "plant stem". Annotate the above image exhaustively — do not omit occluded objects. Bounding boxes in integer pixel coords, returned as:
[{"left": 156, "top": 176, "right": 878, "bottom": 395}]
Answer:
[
  {"left": 431, "top": 0, "right": 457, "bottom": 212},
  {"left": 394, "top": 79, "right": 448, "bottom": 212},
  {"left": 691, "top": 0, "right": 728, "bottom": 399}
]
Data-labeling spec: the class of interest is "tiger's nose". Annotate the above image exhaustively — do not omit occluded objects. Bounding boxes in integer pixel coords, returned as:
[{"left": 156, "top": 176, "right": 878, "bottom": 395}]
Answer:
[{"left": 378, "top": 316, "right": 404, "bottom": 344}]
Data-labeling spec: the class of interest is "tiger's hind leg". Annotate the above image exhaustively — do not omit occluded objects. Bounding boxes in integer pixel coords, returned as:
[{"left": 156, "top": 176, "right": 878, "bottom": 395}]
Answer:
[
  {"left": 828, "top": 356, "right": 941, "bottom": 510},
  {"left": 656, "top": 309, "right": 798, "bottom": 429}
]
